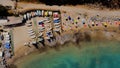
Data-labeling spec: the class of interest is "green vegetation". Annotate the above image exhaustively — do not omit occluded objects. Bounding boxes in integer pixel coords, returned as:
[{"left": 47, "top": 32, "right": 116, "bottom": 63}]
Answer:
[
  {"left": 0, "top": 5, "right": 9, "bottom": 16},
  {"left": 19, "top": 0, "right": 120, "bottom": 8}
]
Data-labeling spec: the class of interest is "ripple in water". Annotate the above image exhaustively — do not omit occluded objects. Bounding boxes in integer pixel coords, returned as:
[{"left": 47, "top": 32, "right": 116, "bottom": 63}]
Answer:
[{"left": 18, "top": 41, "right": 120, "bottom": 68}]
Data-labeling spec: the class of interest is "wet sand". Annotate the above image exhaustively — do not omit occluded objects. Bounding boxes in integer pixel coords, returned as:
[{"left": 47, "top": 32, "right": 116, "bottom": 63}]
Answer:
[{"left": 7, "top": 26, "right": 120, "bottom": 67}]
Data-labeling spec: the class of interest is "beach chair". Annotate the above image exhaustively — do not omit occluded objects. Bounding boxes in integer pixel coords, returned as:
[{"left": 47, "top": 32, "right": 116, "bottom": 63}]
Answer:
[
  {"left": 26, "top": 23, "right": 32, "bottom": 27},
  {"left": 39, "top": 33, "right": 43, "bottom": 37},
  {"left": 29, "top": 32, "right": 35, "bottom": 36},
  {"left": 28, "top": 30, "right": 34, "bottom": 34},
  {"left": 30, "top": 35, "right": 36, "bottom": 39}
]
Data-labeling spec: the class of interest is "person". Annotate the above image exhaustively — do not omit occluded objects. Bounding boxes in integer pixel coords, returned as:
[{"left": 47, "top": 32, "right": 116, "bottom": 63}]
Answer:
[
  {"left": 66, "top": 19, "right": 68, "bottom": 21},
  {"left": 77, "top": 17, "right": 80, "bottom": 20},
  {"left": 92, "top": 22, "right": 95, "bottom": 26},
  {"left": 68, "top": 16, "right": 71, "bottom": 20}
]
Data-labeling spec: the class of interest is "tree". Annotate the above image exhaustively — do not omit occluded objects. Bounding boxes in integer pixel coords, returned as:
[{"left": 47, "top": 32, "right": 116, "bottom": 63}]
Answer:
[{"left": 0, "top": 5, "right": 9, "bottom": 16}]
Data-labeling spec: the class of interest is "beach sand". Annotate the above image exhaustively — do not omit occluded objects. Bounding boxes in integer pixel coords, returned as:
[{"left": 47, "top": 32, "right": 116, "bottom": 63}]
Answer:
[{"left": 6, "top": 2, "right": 120, "bottom": 67}]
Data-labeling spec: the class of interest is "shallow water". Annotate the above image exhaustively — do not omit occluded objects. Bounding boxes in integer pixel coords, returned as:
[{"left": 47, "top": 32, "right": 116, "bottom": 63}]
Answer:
[{"left": 18, "top": 41, "right": 120, "bottom": 68}]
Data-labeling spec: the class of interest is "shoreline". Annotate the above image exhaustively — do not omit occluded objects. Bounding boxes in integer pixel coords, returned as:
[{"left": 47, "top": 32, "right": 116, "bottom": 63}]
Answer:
[
  {"left": 7, "top": 26, "right": 120, "bottom": 67},
  {"left": 1, "top": 2, "right": 119, "bottom": 67}
]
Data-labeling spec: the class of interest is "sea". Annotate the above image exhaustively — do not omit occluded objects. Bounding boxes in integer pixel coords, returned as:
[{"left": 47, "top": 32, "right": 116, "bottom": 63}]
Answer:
[{"left": 17, "top": 41, "right": 120, "bottom": 68}]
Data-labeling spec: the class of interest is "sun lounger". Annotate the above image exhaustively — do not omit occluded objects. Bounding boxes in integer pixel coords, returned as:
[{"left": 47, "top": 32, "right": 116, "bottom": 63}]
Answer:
[
  {"left": 3, "top": 32, "right": 9, "bottom": 35},
  {"left": 39, "top": 33, "right": 43, "bottom": 37},
  {"left": 28, "top": 29, "right": 33, "bottom": 31},
  {"left": 5, "top": 35, "right": 10, "bottom": 38},
  {"left": 53, "top": 18, "right": 59, "bottom": 20},
  {"left": 29, "top": 32, "right": 35, "bottom": 36},
  {"left": 38, "top": 37, "right": 44, "bottom": 42},
  {"left": 26, "top": 23, "right": 32, "bottom": 27},
  {"left": 5, "top": 40, "right": 10, "bottom": 43},
  {"left": 45, "top": 36, "right": 50, "bottom": 40},
  {"left": 54, "top": 29, "right": 60, "bottom": 32},
  {"left": 54, "top": 23, "right": 60, "bottom": 25},
  {"left": 45, "top": 21, "right": 51, "bottom": 23},
  {"left": 4, "top": 37, "right": 10, "bottom": 40},
  {"left": 32, "top": 41, "right": 37, "bottom": 44},
  {"left": 30, "top": 35, "right": 36, "bottom": 39},
  {"left": 55, "top": 25, "right": 60, "bottom": 28},
  {"left": 28, "top": 30, "right": 34, "bottom": 34}
]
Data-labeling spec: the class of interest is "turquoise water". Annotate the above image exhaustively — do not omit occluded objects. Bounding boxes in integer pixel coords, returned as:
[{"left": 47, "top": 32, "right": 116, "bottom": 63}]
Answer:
[{"left": 18, "top": 41, "right": 120, "bottom": 68}]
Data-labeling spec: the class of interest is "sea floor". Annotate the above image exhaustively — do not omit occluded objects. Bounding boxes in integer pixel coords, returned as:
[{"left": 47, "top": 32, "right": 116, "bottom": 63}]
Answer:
[{"left": 17, "top": 41, "right": 120, "bottom": 68}]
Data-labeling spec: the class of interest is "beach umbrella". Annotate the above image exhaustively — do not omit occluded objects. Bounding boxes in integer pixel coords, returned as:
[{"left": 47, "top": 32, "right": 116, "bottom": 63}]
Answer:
[
  {"left": 82, "top": 19, "right": 85, "bottom": 24},
  {"left": 42, "top": 10, "right": 44, "bottom": 16},
  {"left": 53, "top": 12, "right": 59, "bottom": 18},
  {"left": 48, "top": 11, "right": 52, "bottom": 16},
  {"left": 44, "top": 11, "right": 48, "bottom": 17},
  {"left": 5, "top": 43, "right": 10, "bottom": 49},
  {"left": 39, "top": 33, "right": 43, "bottom": 37},
  {"left": 27, "top": 13, "right": 30, "bottom": 19},
  {"left": 36, "top": 10, "right": 39, "bottom": 16},
  {"left": 23, "top": 14, "right": 27, "bottom": 20},
  {"left": 39, "top": 10, "right": 42, "bottom": 16}
]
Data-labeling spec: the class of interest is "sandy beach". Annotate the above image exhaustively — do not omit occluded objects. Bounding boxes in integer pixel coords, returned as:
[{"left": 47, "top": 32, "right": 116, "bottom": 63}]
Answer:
[{"left": 3, "top": 2, "right": 120, "bottom": 68}]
